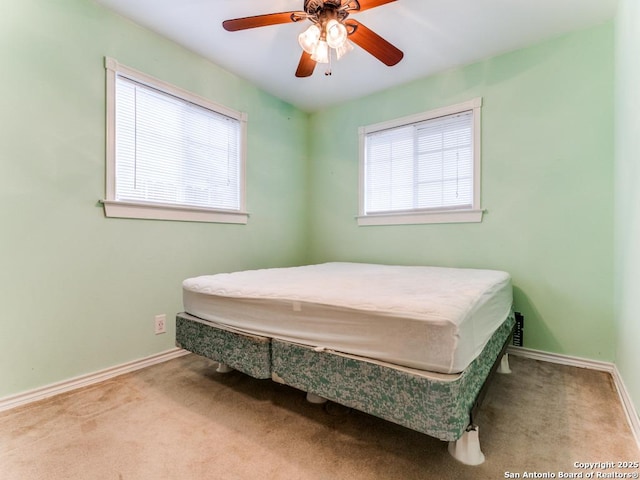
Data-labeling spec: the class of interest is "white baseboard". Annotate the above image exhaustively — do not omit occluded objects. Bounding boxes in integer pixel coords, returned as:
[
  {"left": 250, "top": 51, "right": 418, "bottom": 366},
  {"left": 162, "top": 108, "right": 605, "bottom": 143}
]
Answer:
[
  {"left": 611, "top": 365, "right": 640, "bottom": 450},
  {"left": 507, "top": 346, "right": 616, "bottom": 372},
  {"left": 508, "top": 346, "right": 640, "bottom": 449},
  {"left": 0, "top": 348, "right": 189, "bottom": 413}
]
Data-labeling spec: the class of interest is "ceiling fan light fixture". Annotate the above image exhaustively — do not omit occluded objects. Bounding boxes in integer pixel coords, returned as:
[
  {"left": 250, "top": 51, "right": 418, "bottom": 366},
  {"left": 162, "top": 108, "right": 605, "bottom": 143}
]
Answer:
[
  {"left": 298, "top": 24, "right": 321, "bottom": 54},
  {"left": 311, "top": 40, "right": 330, "bottom": 63},
  {"left": 335, "top": 39, "right": 354, "bottom": 60},
  {"left": 325, "top": 19, "right": 348, "bottom": 49}
]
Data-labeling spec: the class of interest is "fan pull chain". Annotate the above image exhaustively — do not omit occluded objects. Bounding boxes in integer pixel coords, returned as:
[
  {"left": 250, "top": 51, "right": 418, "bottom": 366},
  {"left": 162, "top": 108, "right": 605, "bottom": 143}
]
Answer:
[{"left": 325, "top": 49, "right": 333, "bottom": 76}]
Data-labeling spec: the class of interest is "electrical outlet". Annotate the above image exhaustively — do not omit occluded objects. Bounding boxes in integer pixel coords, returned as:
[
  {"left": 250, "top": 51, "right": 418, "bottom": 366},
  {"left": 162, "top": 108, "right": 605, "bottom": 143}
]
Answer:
[{"left": 154, "top": 314, "right": 166, "bottom": 335}]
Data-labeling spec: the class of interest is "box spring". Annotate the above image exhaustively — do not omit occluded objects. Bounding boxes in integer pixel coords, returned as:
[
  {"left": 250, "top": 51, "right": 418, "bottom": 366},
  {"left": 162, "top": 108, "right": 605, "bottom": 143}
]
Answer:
[
  {"left": 175, "top": 313, "right": 271, "bottom": 379},
  {"left": 175, "top": 311, "right": 515, "bottom": 442}
]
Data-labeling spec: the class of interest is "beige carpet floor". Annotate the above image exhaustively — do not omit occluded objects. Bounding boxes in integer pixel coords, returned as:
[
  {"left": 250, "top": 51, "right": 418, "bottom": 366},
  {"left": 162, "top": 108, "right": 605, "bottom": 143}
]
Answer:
[{"left": 1, "top": 354, "right": 638, "bottom": 480}]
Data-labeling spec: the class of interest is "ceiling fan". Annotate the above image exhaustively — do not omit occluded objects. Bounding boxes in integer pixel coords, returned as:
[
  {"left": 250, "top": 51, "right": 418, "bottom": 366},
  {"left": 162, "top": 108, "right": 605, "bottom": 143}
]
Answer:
[{"left": 222, "top": 0, "right": 404, "bottom": 77}]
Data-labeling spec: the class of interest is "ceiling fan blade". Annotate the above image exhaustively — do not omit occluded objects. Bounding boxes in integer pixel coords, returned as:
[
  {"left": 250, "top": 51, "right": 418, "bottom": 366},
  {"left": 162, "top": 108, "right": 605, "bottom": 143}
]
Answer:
[
  {"left": 223, "top": 12, "right": 303, "bottom": 32},
  {"left": 349, "top": 0, "right": 397, "bottom": 12},
  {"left": 295, "top": 51, "right": 317, "bottom": 77},
  {"left": 345, "top": 19, "right": 403, "bottom": 66}
]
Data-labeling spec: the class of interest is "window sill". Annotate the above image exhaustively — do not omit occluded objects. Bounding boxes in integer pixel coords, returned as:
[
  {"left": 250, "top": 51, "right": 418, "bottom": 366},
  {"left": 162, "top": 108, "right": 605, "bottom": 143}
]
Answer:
[
  {"left": 101, "top": 200, "right": 249, "bottom": 224},
  {"left": 357, "top": 209, "right": 484, "bottom": 226}
]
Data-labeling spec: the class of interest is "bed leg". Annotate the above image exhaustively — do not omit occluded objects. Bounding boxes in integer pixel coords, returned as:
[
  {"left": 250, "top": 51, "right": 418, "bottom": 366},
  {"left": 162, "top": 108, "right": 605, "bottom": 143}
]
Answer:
[
  {"left": 216, "top": 363, "right": 234, "bottom": 373},
  {"left": 448, "top": 426, "right": 485, "bottom": 466},
  {"left": 497, "top": 353, "right": 512, "bottom": 374},
  {"left": 306, "top": 392, "right": 328, "bottom": 404}
]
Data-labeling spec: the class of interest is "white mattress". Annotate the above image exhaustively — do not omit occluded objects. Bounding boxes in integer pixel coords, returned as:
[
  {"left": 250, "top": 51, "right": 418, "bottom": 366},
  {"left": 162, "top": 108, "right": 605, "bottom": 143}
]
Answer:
[{"left": 182, "top": 262, "right": 513, "bottom": 374}]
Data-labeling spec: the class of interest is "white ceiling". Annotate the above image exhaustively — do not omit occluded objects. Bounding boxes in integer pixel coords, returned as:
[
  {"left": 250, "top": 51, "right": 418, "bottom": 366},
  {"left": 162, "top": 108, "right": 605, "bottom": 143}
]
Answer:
[{"left": 94, "top": 0, "right": 617, "bottom": 112}]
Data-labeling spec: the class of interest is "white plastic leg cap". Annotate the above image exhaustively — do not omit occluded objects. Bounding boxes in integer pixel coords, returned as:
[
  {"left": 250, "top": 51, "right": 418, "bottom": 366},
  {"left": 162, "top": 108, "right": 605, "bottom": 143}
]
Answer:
[
  {"left": 306, "top": 392, "right": 328, "bottom": 404},
  {"left": 216, "top": 363, "right": 234, "bottom": 373},
  {"left": 497, "top": 353, "right": 512, "bottom": 374},
  {"left": 448, "top": 427, "right": 486, "bottom": 466}
]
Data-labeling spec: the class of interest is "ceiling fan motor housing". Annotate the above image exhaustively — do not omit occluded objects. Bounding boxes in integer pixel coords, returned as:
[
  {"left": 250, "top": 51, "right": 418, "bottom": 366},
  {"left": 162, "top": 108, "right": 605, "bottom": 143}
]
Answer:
[{"left": 304, "top": 0, "right": 343, "bottom": 15}]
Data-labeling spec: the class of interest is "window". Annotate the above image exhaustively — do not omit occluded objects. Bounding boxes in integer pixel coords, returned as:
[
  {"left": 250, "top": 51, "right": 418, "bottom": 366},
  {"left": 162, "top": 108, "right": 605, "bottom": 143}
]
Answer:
[
  {"left": 102, "top": 57, "right": 248, "bottom": 223},
  {"left": 358, "top": 98, "right": 483, "bottom": 226}
]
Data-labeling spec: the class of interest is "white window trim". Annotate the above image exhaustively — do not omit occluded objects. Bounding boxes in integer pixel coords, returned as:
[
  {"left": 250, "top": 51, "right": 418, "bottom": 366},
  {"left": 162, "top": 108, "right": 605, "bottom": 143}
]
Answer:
[
  {"left": 357, "top": 98, "right": 483, "bottom": 226},
  {"left": 102, "top": 57, "right": 249, "bottom": 224}
]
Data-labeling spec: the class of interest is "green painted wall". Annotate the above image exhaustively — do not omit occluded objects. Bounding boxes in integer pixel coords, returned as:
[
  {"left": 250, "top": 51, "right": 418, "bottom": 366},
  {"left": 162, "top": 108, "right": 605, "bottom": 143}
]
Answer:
[
  {"left": 0, "top": 0, "right": 309, "bottom": 398},
  {"left": 615, "top": 0, "right": 640, "bottom": 417},
  {"left": 307, "top": 24, "right": 615, "bottom": 362}
]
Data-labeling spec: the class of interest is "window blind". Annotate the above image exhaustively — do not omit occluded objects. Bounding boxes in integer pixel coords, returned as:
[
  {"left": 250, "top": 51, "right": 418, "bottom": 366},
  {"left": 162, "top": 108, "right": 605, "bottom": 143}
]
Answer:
[
  {"left": 115, "top": 75, "right": 241, "bottom": 211},
  {"left": 364, "top": 110, "right": 473, "bottom": 215}
]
